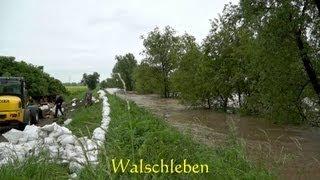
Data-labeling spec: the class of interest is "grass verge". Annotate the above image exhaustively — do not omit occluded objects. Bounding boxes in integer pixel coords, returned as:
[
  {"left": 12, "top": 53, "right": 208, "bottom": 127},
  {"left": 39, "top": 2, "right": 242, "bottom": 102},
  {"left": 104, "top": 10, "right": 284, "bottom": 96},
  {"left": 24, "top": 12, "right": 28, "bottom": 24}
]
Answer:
[
  {"left": 67, "top": 101, "right": 102, "bottom": 137},
  {"left": 0, "top": 154, "right": 69, "bottom": 180},
  {"left": 64, "top": 85, "right": 102, "bottom": 136},
  {"left": 79, "top": 94, "right": 274, "bottom": 179}
]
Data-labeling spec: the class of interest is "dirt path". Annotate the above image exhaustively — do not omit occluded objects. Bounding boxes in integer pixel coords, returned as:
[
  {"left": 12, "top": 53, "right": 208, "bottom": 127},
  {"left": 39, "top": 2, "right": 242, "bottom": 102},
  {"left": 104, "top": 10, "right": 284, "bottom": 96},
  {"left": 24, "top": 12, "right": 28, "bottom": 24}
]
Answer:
[{"left": 117, "top": 92, "right": 320, "bottom": 179}]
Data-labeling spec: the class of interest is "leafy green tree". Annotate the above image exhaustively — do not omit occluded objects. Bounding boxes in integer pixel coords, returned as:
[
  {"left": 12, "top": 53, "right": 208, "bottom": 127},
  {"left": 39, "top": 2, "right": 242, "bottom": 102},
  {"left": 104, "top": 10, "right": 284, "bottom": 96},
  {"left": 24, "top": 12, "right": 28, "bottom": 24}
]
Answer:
[
  {"left": 99, "top": 80, "right": 108, "bottom": 89},
  {"left": 172, "top": 34, "right": 212, "bottom": 107},
  {"left": 141, "top": 26, "right": 181, "bottom": 97},
  {"left": 0, "top": 56, "right": 66, "bottom": 97},
  {"left": 81, "top": 72, "right": 100, "bottom": 90},
  {"left": 112, "top": 53, "right": 137, "bottom": 91},
  {"left": 202, "top": 4, "right": 249, "bottom": 111},
  {"left": 105, "top": 75, "right": 122, "bottom": 88},
  {"left": 106, "top": 1, "right": 320, "bottom": 125},
  {"left": 134, "top": 62, "right": 162, "bottom": 94},
  {"left": 239, "top": 0, "right": 320, "bottom": 123}
]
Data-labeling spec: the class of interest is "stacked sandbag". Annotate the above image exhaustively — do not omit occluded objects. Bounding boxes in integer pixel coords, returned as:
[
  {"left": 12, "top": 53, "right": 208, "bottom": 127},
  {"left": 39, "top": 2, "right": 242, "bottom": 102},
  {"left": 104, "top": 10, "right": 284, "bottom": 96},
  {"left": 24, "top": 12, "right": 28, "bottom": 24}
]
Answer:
[{"left": 0, "top": 90, "right": 111, "bottom": 173}]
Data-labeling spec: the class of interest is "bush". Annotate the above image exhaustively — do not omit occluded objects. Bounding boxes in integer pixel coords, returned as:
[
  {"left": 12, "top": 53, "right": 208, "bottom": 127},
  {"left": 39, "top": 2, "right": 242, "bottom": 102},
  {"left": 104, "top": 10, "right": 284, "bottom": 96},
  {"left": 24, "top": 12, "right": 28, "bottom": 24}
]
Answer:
[{"left": 0, "top": 56, "right": 66, "bottom": 97}]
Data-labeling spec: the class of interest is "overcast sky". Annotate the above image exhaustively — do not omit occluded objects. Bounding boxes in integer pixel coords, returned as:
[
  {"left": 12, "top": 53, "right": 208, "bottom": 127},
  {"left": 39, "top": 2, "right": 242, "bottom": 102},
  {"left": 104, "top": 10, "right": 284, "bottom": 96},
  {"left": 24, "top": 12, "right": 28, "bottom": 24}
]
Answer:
[{"left": 0, "top": 0, "right": 238, "bottom": 83}]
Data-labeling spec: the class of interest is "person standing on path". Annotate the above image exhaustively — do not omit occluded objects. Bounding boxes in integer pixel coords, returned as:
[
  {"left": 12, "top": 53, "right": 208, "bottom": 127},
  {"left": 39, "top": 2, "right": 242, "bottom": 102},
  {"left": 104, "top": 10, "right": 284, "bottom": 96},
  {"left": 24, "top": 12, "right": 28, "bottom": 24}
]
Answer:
[
  {"left": 54, "top": 95, "right": 64, "bottom": 118},
  {"left": 85, "top": 90, "right": 93, "bottom": 106}
]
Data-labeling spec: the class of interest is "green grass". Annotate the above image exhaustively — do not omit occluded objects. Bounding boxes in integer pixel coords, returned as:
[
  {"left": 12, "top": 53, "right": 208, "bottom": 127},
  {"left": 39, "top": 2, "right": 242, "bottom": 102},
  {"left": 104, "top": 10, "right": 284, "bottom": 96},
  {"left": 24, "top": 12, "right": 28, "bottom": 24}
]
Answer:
[
  {"left": 64, "top": 85, "right": 88, "bottom": 102},
  {"left": 67, "top": 101, "right": 102, "bottom": 137},
  {"left": 0, "top": 154, "right": 69, "bottom": 180},
  {"left": 65, "top": 85, "right": 87, "bottom": 92},
  {"left": 78, "top": 94, "right": 274, "bottom": 179},
  {"left": 64, "top": 85, "right": 102, "bottom": 137}
]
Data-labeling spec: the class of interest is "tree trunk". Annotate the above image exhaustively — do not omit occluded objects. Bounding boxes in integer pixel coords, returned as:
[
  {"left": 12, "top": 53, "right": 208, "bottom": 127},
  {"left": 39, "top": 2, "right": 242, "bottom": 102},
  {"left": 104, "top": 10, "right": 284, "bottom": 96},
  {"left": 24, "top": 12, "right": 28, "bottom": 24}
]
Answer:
[
  {"left": 223, "top": 98, "right": 228, "bottom": 112},
  {"left": 207, "top": 98, "right": 211, "bottom": 109},
  {"left": 163, "top": 77, "right": 168, "bottom": 98},
  {"left": 295, "top": 28, "right": 320, "bottom": 100},
  {"left": 238, "top": 91, "right": 242, "bottom": 108},
  {"left": 315, "top": 0, "right": 320, "bottom": 16},
  {"left": 220, "top": 96, "right": 228, "bottom": 112},
  {"left": 161, "top": 62, "right": 168, "bottom": 98}
]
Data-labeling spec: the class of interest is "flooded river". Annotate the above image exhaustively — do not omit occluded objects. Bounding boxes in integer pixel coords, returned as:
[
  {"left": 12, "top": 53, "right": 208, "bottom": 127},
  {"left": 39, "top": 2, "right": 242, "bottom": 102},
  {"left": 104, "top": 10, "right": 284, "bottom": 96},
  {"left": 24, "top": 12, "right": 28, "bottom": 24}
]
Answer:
[{"left": 118, "top": 92, "right": 320, "bottom": 179}]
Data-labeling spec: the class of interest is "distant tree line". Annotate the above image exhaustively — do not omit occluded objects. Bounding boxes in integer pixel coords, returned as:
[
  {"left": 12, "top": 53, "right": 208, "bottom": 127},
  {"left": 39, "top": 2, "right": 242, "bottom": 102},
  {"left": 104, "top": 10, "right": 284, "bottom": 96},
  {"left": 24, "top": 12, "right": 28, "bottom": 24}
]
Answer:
[
  {"left": 104, "top": 0, "right": 320, "bottom": 125},
  {"left": 0, "top": 56, "right": 67, "bottom": 97}
]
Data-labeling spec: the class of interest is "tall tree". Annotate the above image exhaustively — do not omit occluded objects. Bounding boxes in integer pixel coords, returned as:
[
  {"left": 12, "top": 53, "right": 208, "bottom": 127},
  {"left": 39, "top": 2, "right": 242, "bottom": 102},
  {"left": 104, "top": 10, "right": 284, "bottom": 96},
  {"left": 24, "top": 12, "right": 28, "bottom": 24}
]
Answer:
[
  {"left": 134, "top": 62, "right": 162, "bottom": 94},
  {"left": 142, "top": 26, "right": 181, "bottom": 98},
  {"left": 240, "top": 0, "right": 320, "bottom": 123},
  {"left": 203, "top": 4, "right": 248, "bottom": 111},
  {"left": 112, "top": 53, "right": 137, "bottom": 91},
  {"left": 172, "top": 34, "right": 213, "bottom": 107},
  {"left": 81, "top": 72, "right": 100, "bottom": 90}
]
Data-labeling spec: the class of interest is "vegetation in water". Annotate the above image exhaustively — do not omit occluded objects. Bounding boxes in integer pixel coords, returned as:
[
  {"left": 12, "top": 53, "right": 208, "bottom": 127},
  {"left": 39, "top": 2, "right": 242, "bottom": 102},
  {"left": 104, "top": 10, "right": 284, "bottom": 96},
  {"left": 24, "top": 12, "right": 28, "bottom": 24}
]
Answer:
[{"left": 105, "top": 1, "right": 320, "bottom": 125}]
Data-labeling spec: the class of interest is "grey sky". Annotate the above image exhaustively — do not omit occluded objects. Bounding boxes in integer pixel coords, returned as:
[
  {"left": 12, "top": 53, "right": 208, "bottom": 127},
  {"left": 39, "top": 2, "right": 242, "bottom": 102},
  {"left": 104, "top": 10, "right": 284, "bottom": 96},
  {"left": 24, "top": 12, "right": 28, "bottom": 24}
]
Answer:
[{"left": 0, "top": 0, "right": 238, "bottom": 82}]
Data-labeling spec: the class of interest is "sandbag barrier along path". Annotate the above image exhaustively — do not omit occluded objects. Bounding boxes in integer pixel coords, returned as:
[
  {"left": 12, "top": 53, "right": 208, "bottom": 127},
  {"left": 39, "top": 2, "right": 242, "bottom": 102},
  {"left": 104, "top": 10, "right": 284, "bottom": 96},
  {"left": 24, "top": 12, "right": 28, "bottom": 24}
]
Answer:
[{"left": 0, "top": 90, "right": 110, "bottom": 174}]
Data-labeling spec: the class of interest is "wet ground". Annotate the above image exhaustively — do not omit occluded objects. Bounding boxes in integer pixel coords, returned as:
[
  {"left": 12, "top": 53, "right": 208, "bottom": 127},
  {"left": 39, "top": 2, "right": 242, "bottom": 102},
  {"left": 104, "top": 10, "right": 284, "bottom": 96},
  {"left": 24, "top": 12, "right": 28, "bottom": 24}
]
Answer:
[{"left": 118, "top": 92, "right": 320, "bottom": 179}]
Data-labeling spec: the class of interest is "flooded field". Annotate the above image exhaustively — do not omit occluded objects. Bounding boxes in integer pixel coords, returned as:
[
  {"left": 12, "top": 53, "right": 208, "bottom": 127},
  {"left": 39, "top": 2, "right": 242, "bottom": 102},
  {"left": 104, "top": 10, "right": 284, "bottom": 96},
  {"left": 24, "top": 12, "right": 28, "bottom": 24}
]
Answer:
[{"left": 117, "top": 92, "right": 320, "bottom": 179}]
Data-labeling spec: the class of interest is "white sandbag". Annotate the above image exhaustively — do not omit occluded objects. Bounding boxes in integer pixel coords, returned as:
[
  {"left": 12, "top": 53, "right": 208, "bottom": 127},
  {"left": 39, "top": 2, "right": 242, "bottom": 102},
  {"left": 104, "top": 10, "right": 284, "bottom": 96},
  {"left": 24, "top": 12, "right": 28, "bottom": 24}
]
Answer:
[
  {"left": 24, "top": 125, "right": 39, "bottom": 141},
  {"left": 49, "top": 125, "right": 72, "bottom": 138},
  {"left": 41, "top": 123, "right": 57, "bottom": 132},
  {"left": 92, "top": 128, "right": 105, "bottom": 142},
  {"left": 58, "top": 134, "right": 76, "bottom": 146},
  {"left": 39, "top": 105, "right": 49, "bottom": 111},
  {"left": 69, "top": 173, "right": 77, "bottom": 179},
  {"left": 69, "top": 161, "right": 83, "bottom": 173},
  {"left": 44, "top": 137, "right": 55, "bottom": 145},
  {"left": 105, "top": 88, "right": 120, "bottom": 94},
  {"left": 3, "top": 129, "right": 25, "bottom": 144},
  {"left": 64, "top": 118, "right": 73, "bottom": 126}
]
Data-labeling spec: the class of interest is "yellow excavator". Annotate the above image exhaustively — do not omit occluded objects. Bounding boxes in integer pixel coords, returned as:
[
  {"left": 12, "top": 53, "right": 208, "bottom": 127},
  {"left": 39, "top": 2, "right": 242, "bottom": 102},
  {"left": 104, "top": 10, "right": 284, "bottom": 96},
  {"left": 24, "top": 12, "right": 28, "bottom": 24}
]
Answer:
[{"left": 0, "top": 77, "right": 39, "bottom": 129}]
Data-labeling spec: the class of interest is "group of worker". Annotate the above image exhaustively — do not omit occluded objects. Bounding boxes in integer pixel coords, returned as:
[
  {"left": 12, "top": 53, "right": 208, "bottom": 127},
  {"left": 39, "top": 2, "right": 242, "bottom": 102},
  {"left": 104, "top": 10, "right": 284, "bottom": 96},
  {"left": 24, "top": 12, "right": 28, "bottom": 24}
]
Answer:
[{"left": 53, "top": 90, "right": 93, "bottom": 118}]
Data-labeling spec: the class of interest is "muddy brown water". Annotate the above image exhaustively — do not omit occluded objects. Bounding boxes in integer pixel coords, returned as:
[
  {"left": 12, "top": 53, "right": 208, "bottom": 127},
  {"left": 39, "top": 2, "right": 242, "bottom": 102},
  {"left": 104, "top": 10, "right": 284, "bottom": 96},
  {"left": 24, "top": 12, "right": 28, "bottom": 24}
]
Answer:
[{"left": 117, "top": 92, "right": 320, "bottom": 179}]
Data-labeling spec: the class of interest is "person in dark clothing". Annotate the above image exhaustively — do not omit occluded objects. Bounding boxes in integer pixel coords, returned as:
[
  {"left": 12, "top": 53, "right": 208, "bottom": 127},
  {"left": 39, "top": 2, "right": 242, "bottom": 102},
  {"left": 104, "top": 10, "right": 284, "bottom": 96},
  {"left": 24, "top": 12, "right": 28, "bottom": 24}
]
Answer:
[
  {"left": 84, "top": 90, "right": 93, "bottom": 106},
  {"left": 54, "top": 95, "right": 64, "bottom": 118}
]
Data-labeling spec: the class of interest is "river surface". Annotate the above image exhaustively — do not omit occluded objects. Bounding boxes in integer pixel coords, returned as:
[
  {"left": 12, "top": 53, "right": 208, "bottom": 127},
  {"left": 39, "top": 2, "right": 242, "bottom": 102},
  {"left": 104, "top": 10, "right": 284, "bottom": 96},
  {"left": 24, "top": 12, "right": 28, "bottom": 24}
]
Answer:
[{"left": 117, "top": 92, "right": 320, "bottom": 179}]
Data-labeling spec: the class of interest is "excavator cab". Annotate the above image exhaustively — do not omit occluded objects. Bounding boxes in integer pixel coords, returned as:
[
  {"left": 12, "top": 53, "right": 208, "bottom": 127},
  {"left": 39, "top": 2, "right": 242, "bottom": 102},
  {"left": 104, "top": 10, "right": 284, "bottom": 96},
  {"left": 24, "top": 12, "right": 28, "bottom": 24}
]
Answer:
[{"left": 0, "top": 77, "right": 39, "bottom": 129}]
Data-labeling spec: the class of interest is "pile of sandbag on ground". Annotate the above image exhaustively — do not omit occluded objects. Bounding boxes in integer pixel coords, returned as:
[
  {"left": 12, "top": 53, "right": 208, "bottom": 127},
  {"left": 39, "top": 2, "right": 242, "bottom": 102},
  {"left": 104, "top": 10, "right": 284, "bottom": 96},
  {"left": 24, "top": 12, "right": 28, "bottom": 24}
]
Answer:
[
  {"left": 106, "top": 88, "right": 120, "bottom": 95},
  {"left": 0, "top": 90, "right": 110, "bottom": 173}
]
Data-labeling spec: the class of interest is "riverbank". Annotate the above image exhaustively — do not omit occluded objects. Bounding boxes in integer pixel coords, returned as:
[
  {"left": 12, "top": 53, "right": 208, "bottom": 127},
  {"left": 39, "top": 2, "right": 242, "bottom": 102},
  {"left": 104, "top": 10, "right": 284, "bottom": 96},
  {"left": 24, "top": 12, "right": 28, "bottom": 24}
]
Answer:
[
  {"left": 77, "top": 94, "right": 272, "bottom": 179},
  {"left": 116, "top": 92, "right": 320, "bottom": 179},
  {"left": 0, "top": 91, "right": 272, "bottom": 179}
]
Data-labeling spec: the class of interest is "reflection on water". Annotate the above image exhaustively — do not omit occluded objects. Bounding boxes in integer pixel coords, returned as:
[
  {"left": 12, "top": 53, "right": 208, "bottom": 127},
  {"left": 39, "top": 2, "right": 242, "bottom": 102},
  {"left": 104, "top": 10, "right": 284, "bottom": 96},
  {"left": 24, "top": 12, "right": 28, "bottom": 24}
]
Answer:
[{"left": 118, "top": 93, "right": 320, "bottom": 179}]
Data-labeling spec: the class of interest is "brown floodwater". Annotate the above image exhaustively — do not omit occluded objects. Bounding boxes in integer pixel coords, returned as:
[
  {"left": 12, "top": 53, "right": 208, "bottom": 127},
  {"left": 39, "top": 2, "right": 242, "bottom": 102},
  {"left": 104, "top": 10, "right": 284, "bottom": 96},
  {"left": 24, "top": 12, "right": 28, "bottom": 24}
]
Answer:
[{"left": 117, "top": 92, "right": 320, "bottom": 179}]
